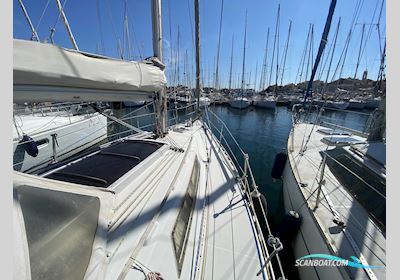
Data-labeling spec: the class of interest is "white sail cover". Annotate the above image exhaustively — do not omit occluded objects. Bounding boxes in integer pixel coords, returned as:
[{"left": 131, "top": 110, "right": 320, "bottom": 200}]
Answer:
[{"left": 13, "top": 39, "right": 166, "bottom": 93}]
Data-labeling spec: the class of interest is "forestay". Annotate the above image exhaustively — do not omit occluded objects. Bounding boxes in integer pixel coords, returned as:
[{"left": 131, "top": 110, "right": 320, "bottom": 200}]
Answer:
[{"left": 13, "top": 39, "right": 167, "bottom": 102}]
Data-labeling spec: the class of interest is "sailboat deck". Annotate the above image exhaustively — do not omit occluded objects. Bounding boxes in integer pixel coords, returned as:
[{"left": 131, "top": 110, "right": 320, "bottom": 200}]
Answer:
[
  {"left": 104, "top": 120, "right": 268, "bottom": 279},
  {"left": 287, "top": 123, "right": 385, "bottom": 279}
]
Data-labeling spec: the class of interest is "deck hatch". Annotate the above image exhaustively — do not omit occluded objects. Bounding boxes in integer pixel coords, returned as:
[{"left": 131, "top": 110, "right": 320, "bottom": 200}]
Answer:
[
  {"left": 45, "top": 140, "right": 163, "bottom": 187},
  {"left": 321, "top": 136, "right": 364, "bottom": 146},
  {"left": 172, "top": 158, "right": 200, "bottom": 276}
]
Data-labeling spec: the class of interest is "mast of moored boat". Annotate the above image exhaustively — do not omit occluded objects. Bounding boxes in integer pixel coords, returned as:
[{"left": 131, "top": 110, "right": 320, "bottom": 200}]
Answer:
[
  {"left": 254, "top": 61, "right": 258, "bottom": 92},
  {"left": 274, "top": 4, "right": 280, "bottom": 97},
  {"left": 353, "top": 23, "right": 365, "bottom": 80},
  {"left": 321, "top": 17, "right": 341, "bottom": 100},
  {"left": 280, "top": 20, "right": 292, "bottom": 86},
  {"left": 241, "top": 10, "right": 248, "bottom": 96},
  {"left": 260, "top": 28, "right": 270, "bottom": 92},
  {"left": 228, "top": 35, "right": 234, "bottom": 91},
  {"left": 368, "top": 39, "right": 386, "bottom": 141}
]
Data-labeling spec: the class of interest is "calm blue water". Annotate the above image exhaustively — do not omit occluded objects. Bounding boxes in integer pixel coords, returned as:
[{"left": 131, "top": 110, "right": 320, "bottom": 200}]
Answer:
[{"left": 208, "top": 105, "right": 293, "bottom": 223}]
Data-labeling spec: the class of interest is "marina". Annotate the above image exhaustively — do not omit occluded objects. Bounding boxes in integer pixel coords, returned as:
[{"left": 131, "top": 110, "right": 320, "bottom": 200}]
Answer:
[{"left": 12, "top": 0, "right": 386, "bottom": 279}]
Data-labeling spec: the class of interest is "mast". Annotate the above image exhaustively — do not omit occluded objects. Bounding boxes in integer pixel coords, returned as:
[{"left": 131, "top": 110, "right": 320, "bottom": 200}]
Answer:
[
  {"left": 167, "top": 0, "right": 174, "bottom": 86},
  {"left": 194, "top": 0, "right": 201, "bottom": 110},
  {"left": 376, "top": 41, "right": 386, "bottom": 91},
  {"left": 241, "top": 10, "right": 248, "bottom": 93},
  {"left": 260, "top": 28, "right": 270, "bottom": 91},
  {"left": 268, "top": 5, "right": 280, "bottom": 88},
  {"left": 322, "top": 17, "right": 341, "bottom": 98},
  {"left": 305, "top": 24, "right": 314, "bottom": 84},
  {"left": 274, "top": 4, "right": 281, "bottom": 96},
  {"left": 368, "top": 40, "right": 385, "bottom": 142},
  {"left": 254, "top": 62, "right": 258, "bottom": 91},
  {"left": 353, "top": 23, "right": 365, "bottom": 79},
  {"left": 54, "top": 0, "right": 79, "bottom": 50},
  {"left": 228, "top": 35, "right": 234, "bottom": 91},
  {"left": 151, "top": 0, "right": 166, "bottom": 135},
  {"left": 338, "top": 30, "right": 353, "bottom": 79},
  {"left": 303, "top": 0, "right": 337, "bottom": 104},
  {"left": 17, "top": 0, "right": 40, "bottom": 41},
  {"left": 214, "top": 0, "right": 224, "bottom": 90},
  {"left": 185, "top": 49, "right": 190, "bottom": 88},
  {"left": 177, "top": 26, "right": 180, "bottom": 86},
  {"left": 297, "top": 25, "right": 311, "bottom": 84},
  {"left": 280, "top": 20, "right": 292, "bottom": 86}
]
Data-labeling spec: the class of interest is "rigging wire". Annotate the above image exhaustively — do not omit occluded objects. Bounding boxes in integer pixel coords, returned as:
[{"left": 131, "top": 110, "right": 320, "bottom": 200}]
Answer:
[
  {"left": 214, "top": 0, "right": 224, "bottom": 90},
  {"left": 17, "top": 0, "right": 40, "bottom": 41},
  {"left": 35, "top": 0, "right": 51, "bottom": 32},
  {"left": 125, "top": 0, "right": 144, "bottom": 60},
  {"left": 280, "top": 20, "right": 292, "bottom": 86},
  {"left": 296, "top": 25, "right": 311, "bottom": 84},
  {"left": 105, "top": 0, "right": 123, "bottom": 58},
  {"left": 96, "top": 0, "right": 105, "bottom": 55}
]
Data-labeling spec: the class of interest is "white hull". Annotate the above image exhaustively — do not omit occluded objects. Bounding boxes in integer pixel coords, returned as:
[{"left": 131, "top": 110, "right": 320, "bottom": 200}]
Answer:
[
  {"left": 326, "top": 101, "right": 349, "bottom": 110},
  {"left": 365, "top": 99, "right": 380, "bottom": 109},
  {"left": 229, "top": 98, "right": 251, "bottom": 109},
  {"left": 123, "top": 100, "right": 146, "bottom": 107},
  {"left": 347, "top": 100, "right": 366, "bottom": 109},
  {"left": 199, "top": 97, "right": 211, "bottom": 108},
  {"left": 283, "top": 160, "right": 345, "bottom": 280},
  {"left": 13, "top": 113, "right": 107, "bottom": 172},
  {"left": 313, "top": 100, "right": 325, "bottom": 107},
  {"left": 253, "top": 99, "right": 276, "bottom": 109}
]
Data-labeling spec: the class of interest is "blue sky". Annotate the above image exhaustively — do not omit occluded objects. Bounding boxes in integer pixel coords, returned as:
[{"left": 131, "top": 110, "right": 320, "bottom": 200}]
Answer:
[{"left": 14, "top": 0, "right": 385, "bottom": 89}]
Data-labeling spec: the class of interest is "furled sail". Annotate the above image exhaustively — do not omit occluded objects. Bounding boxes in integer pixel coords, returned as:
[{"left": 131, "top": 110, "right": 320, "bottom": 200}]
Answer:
[{"left": 13, "top": 39, "right": 167, "bottom": 102}]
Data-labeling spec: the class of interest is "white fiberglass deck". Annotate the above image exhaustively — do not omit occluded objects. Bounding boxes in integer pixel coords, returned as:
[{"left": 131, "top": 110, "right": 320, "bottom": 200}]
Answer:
[
  {"left": 284, "top": 123, "right": 385, "bottom": 280},
  {"left": 104, "top": 120, "right": 269, "bottom": 279}
]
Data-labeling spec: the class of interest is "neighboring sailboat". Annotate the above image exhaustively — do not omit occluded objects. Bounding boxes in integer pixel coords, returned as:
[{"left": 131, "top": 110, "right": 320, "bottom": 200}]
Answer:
[
  {"left": 325, "top": 100, "right": 350, "bottom": 110},
  {"left": 281, "top": 1, "right": 386, "bottom": 279},
  {"left": 13, "top": 102, "right": 107, "bottom": 173},
  {"left": 229, "top": 96, "right": 251, "bottom": 109},
  {"left": 347, "top": 98, "right": 366, "bottom": 109},
  {"left": 253, "top": 95, "right": 276, "bottom": 109},
  {"left": 123, "top": 100, "right": 146, "bottom": 107}
]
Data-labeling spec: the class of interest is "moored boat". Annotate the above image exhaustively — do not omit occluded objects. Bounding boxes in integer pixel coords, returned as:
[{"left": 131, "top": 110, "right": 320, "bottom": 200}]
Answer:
[
  {"left": 123, "top": 100, "right": 146, "bottom": 107},
  {"left": 365, "top": 97, "right": 381, "bottom": 109},
  {"left": 347, "top": 98, "right": 366, "bottom": 109},
  {"left": 229, "top": 96, "right": 251, "bottom": 109},
  {"left": 253, "top": 96, "right": 277, "bottom": 109},
  {"left": 13, "top": 103, "right": 107, "bottom": 173},
  {"left": 282, "top": 108, "right": 386, "bottom": 280},
  {"left": 326, "top": 100, "right": 349, "bottom": 110}
]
